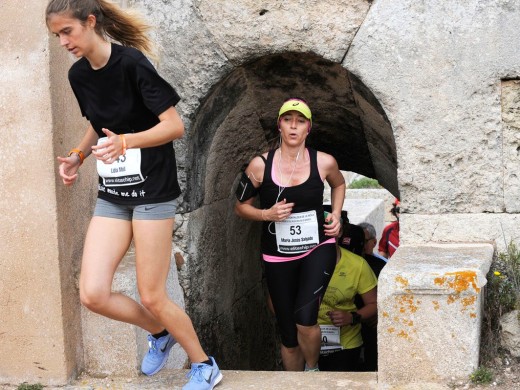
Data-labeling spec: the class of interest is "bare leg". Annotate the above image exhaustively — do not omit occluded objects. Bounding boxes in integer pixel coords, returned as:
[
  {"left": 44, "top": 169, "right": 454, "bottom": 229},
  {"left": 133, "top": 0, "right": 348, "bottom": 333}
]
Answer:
[
  {"left": 79, "top": 216, "right": 164, "bottom": 334},
  {"left": 297, "top": 323, "right": 321, "bottom": 369},
  {"left": 281, "top": 344, "right": 305, "bottom": 371},
  {"left": 133, "top": 218, "right": 208, "bottom": 363}
]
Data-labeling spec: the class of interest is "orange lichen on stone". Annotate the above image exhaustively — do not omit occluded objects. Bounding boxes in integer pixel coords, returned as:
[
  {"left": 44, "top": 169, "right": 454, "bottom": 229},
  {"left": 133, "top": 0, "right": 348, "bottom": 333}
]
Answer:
[
  {"left": 435, "top": 271, "right": 480, "bottom": 298},
  {"left": 432, "top": 300, "right": 440, "bottom": 311},
  {"left": 448, "top": 271, "right": 480, "bottom": 293},
  {"left": 382, "top": 312, "right": 389, "bottom": 318},
  {"left": 388, "top": 328, "right": 395, "bottom": 333},
  {"left": 395, "top": 276, "right": 409, "bottom": 287},
  {"left": 436, "top": 271, "right": 480, "bottom": 293},
  {"left": 447, "top": 295, "right": 456, "bottom": 304},
  {"left": 403, "top": 320, "right": 414, "bottom": 327},
  {"left": 470, "top": 313, "right": 477, "bottom": 318},
  {"left": 462, "top": 296, "right": 477, "bottom": 307},
  {"left": 397, "top": 330, "right": 408, "bottom": 339},
  {"left": 395, "top": 295, "right": 418, "bottom": 313}
]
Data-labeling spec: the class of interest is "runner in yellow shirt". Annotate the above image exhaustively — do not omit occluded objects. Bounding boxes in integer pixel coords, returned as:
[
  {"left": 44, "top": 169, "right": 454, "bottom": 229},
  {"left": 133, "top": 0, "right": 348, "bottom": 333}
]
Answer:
[{"left": 318, "top": 217, "right": 378, "bottom": 371}]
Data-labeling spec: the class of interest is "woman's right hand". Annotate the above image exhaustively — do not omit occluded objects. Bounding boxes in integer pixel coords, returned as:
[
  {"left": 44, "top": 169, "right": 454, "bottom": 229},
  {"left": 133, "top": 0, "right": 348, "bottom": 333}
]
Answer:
[
  {"left": 264, "top": 199, "right": 295, "bottom": 221},
  {"left": 57, "top": 155, "right": 81, "bottom": 186}
]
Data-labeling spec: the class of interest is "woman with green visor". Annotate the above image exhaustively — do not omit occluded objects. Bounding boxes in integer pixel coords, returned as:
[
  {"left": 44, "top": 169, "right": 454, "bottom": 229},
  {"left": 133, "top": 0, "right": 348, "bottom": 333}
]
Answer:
[{"left": 235, "top": 98, "right": 345, "bottom": 371}]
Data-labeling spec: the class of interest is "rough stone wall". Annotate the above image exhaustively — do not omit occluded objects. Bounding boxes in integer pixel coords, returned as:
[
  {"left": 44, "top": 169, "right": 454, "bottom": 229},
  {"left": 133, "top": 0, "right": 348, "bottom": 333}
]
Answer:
[
  {"left": 502, "top": 80, "right": 520, "bottom": 213},
  {"left": 344, "top": 0, "right": 520, "bottom": 248},
  {"left": 0, "top": 0, "right": 95, "bottom": 384}
]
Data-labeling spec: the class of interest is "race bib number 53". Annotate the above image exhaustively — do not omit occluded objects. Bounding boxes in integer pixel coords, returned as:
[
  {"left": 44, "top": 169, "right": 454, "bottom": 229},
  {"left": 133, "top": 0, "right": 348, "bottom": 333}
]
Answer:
[{"left": 275, "top": 210, "right": 319, "bottom": 254}]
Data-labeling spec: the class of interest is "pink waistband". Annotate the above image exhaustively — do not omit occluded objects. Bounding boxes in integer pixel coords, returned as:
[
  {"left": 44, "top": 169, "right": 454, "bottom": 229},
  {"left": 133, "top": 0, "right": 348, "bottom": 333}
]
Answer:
[{"left": 262, "top": 238, "right": 336, "bottom": 262}]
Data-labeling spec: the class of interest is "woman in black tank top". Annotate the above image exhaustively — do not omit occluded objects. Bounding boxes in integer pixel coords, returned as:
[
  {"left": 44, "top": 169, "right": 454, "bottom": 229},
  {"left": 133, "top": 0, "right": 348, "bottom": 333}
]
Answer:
[{"left": 235, "top": 98, "right": 346, "bottom": 371}]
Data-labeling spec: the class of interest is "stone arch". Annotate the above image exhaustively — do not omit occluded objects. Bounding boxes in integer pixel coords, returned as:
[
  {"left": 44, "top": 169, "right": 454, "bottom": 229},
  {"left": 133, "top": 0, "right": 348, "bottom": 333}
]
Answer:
[{"left": 182, "top": 52, "right": 396, "bottom": 369}]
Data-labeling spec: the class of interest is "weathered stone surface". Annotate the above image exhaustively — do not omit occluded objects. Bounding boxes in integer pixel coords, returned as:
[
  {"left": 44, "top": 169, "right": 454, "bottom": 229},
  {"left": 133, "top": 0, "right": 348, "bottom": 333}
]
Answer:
[
  {"left": 129, "top": 0, "right": 234, "bottom": 202},
  {"left": 344, "top": 0, "right": 520, "bottom": 213},
  {"left": 0, "top": 1, "right": 96, "bottom": 385},
  {"left": 501, "top": 80, "right": 520, "bottom": 213},
  {"left": 400, "top": 213, "right": 520, "bottom": 253},
  {"left": 181, "top": 200, "right": 279, "bottom": 370},
  {"left": 56, "top": 370, "right": 379, "bottom": 390},
  {"left": 345, "top": 189, "right": 396, "bottom": 223},
  {"left": 130, "top": 1, "right": 400, "bottom": 202},
  {"left": 378, "top": 244, "right": 494, "bottom": 384},
  {"left": 196, "top": 0, "right": 371, "bottom": 64},
  {"left": 500, "top": 310, "right": 520, "bottom": 358}
]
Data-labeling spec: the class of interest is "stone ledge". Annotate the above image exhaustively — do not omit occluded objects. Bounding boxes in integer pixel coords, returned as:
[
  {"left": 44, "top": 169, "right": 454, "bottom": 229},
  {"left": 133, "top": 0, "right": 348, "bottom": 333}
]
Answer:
[{"left": 17, "top": 370, "right": 379, "bottom": 390}]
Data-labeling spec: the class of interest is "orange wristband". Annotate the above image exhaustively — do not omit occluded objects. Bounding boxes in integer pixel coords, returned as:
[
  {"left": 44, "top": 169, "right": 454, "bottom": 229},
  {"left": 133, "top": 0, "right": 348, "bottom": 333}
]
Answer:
[
  {"left": 119, "top": 134, "right": 127, "bottom": 156},
  {"left": 68, "top": 148, "right": 85, "bottom": 165}
]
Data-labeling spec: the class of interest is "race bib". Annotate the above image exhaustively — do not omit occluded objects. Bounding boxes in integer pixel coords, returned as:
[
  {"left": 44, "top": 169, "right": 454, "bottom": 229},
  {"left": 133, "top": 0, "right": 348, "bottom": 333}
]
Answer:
[
  {"left": 96, "top": 137, "right": 145, "bottom": 187},
  {"left": 275, "top": 210, "right": 319, "bottom": 254},
  {"left": 320, "top": 325, "right": 342, "bottom": 355}
]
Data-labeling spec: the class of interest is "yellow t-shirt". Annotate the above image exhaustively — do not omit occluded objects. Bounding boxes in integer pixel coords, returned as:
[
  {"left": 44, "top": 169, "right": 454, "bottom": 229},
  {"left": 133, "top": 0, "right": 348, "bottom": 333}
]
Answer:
[{"left": 318, "top": 247, "right": 378, "bottom": 350}]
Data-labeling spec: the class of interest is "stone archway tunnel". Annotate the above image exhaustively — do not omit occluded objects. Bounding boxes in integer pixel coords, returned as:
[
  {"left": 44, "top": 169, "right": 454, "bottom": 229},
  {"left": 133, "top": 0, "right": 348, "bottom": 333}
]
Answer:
[{"left": 182, "top": 52, "right": 396, "bottom": 370}]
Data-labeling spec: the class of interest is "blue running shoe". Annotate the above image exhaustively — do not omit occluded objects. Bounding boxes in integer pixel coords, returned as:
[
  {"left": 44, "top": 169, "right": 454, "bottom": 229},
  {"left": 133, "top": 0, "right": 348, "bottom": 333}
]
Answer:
[
  {"left": 141, "top": 333, "right": 176, "bottom": 376},
  {"left": 182, "top": 356, "right": 222, "bottom": 390}
]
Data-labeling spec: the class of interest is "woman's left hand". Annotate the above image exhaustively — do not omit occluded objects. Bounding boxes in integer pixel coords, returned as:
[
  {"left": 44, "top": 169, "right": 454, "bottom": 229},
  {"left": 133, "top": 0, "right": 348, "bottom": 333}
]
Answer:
[
  {"left": 327, "top": 310, "right": 352, "bottom": 327},
  {"left": 91, "top": 128, "right": 124, "bottom": 164},
  {"left": 324, "top": 212, "right": 341, "bottom": 237}
]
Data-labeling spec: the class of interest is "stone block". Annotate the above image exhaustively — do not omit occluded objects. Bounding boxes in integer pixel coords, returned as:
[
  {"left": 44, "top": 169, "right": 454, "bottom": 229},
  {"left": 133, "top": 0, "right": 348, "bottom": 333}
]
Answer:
[
  {"left": 82, "top": 251, "right": 187, "bottom": 377},
  {"left": 400, "top": 213, "right": 520, "bottom": 253},
  {"left": 500, "top": 310, "right": 520, "bottom": 358},
  {"left": 344, "top": 198, "right": 385, "bottom": 244},
  {"left": 501, "top": 80, "right": 520, "bottom": 213},
  {"left": 345, "top": 189, "right": 396, "bottom": 223},
  {"left": 378, "top": 244, "right": 493, "bottom": 385}
]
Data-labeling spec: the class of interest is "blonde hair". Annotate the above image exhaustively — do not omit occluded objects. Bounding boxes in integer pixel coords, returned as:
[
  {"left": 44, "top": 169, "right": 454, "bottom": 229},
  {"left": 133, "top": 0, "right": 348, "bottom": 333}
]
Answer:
[{"left": 46, "top": 0, "right": 158, "bottom": 62}]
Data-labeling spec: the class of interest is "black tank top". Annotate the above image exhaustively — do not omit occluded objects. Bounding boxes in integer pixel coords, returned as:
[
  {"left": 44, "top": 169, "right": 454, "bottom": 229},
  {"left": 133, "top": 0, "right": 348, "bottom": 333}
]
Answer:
[{"left": 259, "top": 148, "right": 327, "bottom": 257}]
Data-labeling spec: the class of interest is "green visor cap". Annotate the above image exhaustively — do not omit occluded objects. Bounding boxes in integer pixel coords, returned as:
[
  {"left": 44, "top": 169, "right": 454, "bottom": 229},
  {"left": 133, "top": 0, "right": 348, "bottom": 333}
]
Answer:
[{"left": 278, "top": 99, "right": 312, "bottom": 125}]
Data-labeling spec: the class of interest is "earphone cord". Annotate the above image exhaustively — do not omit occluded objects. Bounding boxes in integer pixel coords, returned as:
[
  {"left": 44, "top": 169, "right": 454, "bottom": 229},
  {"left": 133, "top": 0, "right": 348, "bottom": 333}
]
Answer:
[{"left": 267, "top": 145, "right": 303, "bottom": 235}]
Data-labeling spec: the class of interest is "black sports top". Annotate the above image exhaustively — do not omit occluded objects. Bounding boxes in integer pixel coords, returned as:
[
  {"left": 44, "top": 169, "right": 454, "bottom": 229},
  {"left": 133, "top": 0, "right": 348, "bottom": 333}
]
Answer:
[
  {"left": 259, "top": 148, "right": 328, "bottom": 257},
  {"left": 68, "top": 43, "right": 181, "bottom": 205}
]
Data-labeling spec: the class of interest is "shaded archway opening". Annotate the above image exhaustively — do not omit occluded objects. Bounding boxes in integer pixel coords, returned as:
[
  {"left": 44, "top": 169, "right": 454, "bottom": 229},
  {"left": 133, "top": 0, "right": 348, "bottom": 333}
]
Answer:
[{"left": 183, "top": 52, "right": 396, "bottom": 370}]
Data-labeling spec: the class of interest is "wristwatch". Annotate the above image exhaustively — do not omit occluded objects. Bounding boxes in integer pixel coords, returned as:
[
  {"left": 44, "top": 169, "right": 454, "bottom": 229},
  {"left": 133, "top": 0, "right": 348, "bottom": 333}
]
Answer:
[{"left": 351, "top": 312, "right": 362, "bottom": 325}]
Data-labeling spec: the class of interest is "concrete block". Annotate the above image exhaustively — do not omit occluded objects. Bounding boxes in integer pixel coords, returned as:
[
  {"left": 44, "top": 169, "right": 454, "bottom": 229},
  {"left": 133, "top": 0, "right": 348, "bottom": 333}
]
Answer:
[{"left": 378, "top": 244, "right": 494, "bottom": 386}]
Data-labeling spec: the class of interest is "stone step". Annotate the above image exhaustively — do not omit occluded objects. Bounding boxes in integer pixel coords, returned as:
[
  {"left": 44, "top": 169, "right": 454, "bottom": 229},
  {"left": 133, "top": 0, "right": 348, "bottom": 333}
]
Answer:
[
  {"left": 49, "top": 370, "right": 379, "bottom": 389},
  {"left": 81, "top": 251, "right": 187, "bottom": 377}
]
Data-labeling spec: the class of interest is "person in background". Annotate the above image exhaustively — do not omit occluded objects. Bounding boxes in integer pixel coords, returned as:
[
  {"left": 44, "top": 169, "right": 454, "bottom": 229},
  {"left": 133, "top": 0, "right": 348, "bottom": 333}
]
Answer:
[
  {"left": 359, "top": 222, "right": 387, "bottom": 277},
  {"left": 378, "top": 199, "right": 400, "bottom": 258},
  {"left": 323, "top": 206, "right": 364, "bottom": 257},
  {"left": 357, "top": 222, "right": 388, "bottom": 371},
  {"left": 46, "top": 1, "right": 221, "bottom": 388},
  {"left": 235, "top": 98, "right": 345, "bottom": 371},
  {"left": 317, "top": 218, "right": 378, "bottom": 372}
]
